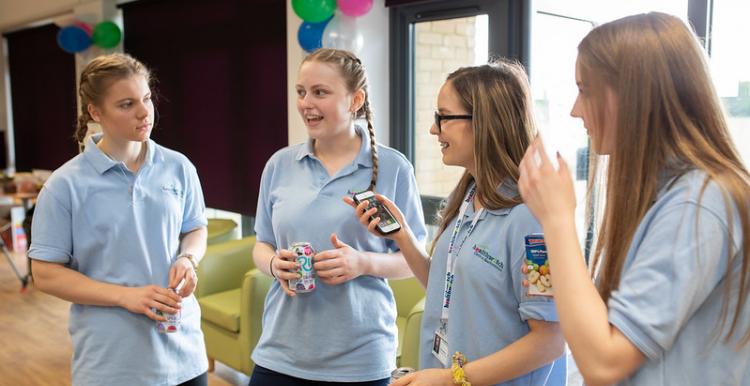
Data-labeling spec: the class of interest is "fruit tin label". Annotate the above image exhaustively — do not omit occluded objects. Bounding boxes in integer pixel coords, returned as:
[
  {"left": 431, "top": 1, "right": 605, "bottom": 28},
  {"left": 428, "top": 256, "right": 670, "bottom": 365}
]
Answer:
[{"left": 525, "top": 234, "right": 553, "bottom": 296}]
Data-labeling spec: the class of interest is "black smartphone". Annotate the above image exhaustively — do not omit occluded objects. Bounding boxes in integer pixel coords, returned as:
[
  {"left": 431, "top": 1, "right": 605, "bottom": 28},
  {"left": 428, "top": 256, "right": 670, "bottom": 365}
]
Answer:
[{"left": 352, "top": 191, "right": 402, "bottom": 235}]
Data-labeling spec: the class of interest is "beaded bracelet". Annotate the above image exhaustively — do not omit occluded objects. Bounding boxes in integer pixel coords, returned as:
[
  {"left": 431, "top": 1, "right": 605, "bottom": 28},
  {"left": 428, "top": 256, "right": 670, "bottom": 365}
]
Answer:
[{"left": 451, "top": 352, "right": 471, "bottom": 386}]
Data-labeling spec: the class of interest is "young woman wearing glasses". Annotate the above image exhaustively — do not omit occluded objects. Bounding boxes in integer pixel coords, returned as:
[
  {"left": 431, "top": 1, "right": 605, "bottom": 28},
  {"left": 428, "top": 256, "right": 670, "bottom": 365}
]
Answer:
[{"left": 347, "top": 61, "right": 566, "bottom": 386}]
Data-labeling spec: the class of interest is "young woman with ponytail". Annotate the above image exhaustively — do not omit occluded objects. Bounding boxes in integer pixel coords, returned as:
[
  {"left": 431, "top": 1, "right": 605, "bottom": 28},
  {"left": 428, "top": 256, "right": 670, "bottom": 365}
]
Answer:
[{"left": 249, "top": 48, "right": 427, "bottom": 385}]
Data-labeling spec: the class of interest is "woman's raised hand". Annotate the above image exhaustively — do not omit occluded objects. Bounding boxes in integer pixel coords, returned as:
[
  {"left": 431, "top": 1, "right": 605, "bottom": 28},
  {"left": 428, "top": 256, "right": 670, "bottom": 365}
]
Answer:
[{"left": 518, "top": 137, "right": 577, "bottom": 228}]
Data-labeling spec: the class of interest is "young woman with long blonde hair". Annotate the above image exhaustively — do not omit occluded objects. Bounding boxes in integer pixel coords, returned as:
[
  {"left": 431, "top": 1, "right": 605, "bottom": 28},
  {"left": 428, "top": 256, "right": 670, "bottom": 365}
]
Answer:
[{"left": 519, "top": 12, "right": 750, "bottom": 385}]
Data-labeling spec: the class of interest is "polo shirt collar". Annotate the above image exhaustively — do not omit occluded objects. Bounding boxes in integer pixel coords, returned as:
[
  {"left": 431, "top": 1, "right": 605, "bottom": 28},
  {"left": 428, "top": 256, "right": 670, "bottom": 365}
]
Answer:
[
  {"left": 83, "top": 133, "right": 158, "bottom": 175},
  {"left": 294, "top": 124, "right": 373, "bottom": 168},
  {"left": 484, "top": 179, "right": 520, "bottom": 216}
]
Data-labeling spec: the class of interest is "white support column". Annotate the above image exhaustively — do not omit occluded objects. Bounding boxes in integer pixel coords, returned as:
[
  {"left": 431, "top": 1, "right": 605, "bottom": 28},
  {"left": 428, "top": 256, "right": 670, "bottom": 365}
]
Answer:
[{"left": 1, "top": 36, "right": 15, "bottom": 173}]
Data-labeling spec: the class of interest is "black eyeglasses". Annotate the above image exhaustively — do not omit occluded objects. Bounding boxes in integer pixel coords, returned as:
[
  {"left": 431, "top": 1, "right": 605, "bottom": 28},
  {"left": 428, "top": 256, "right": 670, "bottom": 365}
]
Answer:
[{"left": 434, "top": 111, "right": 472, "bottom": 133}]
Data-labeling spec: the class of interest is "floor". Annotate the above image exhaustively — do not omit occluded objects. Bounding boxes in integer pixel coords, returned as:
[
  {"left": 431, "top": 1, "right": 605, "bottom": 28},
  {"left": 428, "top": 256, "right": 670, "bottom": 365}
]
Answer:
[{"left": 0, "top": 249, "right": 250, "bottom": 386}]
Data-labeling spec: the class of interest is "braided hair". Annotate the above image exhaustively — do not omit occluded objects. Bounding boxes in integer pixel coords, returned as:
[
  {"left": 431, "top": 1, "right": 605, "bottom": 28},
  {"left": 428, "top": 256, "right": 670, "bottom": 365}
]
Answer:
[{"left": 74, "top": 53, "right": 152, "bottom": 144}]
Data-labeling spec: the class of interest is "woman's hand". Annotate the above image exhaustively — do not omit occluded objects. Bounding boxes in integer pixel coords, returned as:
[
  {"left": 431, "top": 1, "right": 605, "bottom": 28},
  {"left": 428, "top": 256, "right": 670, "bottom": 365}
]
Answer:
[
  {"left": 272, "top": 249, "right": 301, "bottom": 297},
  {"left": 119, "top": 285, "right": 182, "bottom": 321},
  {"left": 313, "top": 233, "right": 367, "bottom": 285},
  {"left": 518, "top": 137, "right": 577, "bottom": 228},
  {"left": 169, "top": 257, "right": 197, "bottom": 297},
  {"left": 343, "top": 193, "right": 409, "bottom": 242},
  {"left": 391, "top": 369, "right": 453, "bottom": 386}
]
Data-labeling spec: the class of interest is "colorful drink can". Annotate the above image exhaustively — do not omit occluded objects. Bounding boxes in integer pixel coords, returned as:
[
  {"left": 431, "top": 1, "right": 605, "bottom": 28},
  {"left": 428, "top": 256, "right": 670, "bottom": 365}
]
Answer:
[
  {"left": 524, "top": 233, "right": 553, "bottom": 296},
  {"left": 155, "top": 289, "right": 180, "bottom": 333},
  {"left": 289, "top": 242, "right": 316, "bottom": 293}
]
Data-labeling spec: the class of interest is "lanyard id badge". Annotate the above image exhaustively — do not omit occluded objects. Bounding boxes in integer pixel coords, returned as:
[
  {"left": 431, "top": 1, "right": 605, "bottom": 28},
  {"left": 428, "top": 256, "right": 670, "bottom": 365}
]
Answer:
[
  {"left": 432, "top": 322, "right": 450, "bottom": 366},
  {"left": 433, "top": 184, "right": 483, "bottom": 367}
]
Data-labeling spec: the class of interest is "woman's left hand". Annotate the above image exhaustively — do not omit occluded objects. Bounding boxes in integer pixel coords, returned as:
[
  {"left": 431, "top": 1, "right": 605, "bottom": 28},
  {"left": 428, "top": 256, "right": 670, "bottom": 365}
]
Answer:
[
  {"left": 518, "top": 137, "right": 577, "bottom": 228},
  {"left": 313, "top": 233, "right": 367, "bottom": 285},
  {"left": 169, "top": 257, "right": 197, "bottom": 297},
  {"left": 391, "top": 369, "right": 453, "bottom": 386}
]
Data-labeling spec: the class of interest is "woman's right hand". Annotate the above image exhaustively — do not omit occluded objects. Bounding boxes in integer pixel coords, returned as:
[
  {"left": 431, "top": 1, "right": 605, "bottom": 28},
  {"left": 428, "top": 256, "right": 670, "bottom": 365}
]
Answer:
[
  {"left": 119, "top": 285, "right": 183, "bottom": 321},
  {"left": 271, "top": 249, "right": 300, "bottom": 297},
  {"left": 343, "top": 194, "right": 410, "bottom": 242}
]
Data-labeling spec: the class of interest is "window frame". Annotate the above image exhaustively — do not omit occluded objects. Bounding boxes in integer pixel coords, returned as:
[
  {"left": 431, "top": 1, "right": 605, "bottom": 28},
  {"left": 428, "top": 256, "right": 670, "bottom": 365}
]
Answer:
[{"left": 389, "top": 0, "right": 531, "bottom": 164}]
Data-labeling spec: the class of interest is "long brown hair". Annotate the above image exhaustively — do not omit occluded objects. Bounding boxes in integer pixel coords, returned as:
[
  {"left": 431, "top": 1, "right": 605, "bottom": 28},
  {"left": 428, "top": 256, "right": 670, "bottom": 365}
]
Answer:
[
  {"left": 302, "top": 48, "right": 378, "bottom": 191},
  {"left": 432, "top": 60, "right": 537, "bottom": 251},
  {"left": 581, "top": 12, "right": 750, "bottom": 345},
  {"left": 75, "top": 53, "right": 152, "bottom": 143}
]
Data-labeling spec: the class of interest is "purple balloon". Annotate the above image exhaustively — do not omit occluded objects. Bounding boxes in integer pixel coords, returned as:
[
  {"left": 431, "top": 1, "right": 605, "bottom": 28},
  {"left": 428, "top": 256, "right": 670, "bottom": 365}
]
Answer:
[{"left": 337, "top": 0, "right": 373, "bottom": 17}]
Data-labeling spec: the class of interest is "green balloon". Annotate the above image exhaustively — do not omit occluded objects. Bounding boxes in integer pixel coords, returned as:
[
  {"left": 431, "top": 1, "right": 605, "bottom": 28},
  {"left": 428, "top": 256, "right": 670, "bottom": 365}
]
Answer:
[
  {"left": 92, "top": 21, "right": 122, "bottom": 49},
  {"left": 292, "top": 0, "right": 336, "bottom": 23}
]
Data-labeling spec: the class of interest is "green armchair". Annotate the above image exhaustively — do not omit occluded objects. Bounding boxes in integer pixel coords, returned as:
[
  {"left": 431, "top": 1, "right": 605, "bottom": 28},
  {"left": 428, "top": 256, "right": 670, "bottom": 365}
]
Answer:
[
  {"left": 195, "top": 236, "right": 273, "bottom": 375},
  {"left": 197, "top": 238, "right": 425, "bottom": 374},
  {"left": 206, "top": 218, "right": 238, "bottom": 245},
  {"left": 389, "top": 277, "right": 426, "bottom": 369}
]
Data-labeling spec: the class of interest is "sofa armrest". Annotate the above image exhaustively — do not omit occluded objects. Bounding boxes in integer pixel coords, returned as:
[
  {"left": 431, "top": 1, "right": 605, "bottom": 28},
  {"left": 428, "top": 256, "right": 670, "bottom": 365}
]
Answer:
[
  {"left": 238, "top": 268, "right": 274, "bottom": 374},
  {"left": 207, "top": 218, "right": 238, "bottom": 245},
  {"left": 390, "top": 277, "right": 425, "bottom": 317},
  {"left": 195, "top": 236, "right": 256, "bottom": 298},
  {"left": 400, "top": 297, "right": 425, "bottom": 369}
]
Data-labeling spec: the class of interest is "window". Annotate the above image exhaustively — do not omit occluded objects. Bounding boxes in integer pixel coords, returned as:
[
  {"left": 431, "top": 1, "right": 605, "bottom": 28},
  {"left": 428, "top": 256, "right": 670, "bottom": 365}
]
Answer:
[
  {"left": 709, "top": 0, "right": 750, "bottom": 166},
  {"left": 413, "top": 15, "right": 488, "bottom": 197}
]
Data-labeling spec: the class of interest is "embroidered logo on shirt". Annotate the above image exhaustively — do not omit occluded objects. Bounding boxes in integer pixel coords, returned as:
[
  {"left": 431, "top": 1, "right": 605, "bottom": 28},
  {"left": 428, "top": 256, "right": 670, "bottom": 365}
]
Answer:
[
  {"left": 347, "top": 189, "right": 368, "bottom": 196},
  {"left": 473, "top": 244, "right": 503, "bottom": 272},
  {"left": 162, "top": 184, "right": 184, "bottom": 197}
]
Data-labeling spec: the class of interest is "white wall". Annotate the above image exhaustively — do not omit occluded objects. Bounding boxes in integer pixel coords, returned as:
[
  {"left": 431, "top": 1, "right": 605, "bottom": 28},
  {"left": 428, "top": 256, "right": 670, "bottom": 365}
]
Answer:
[{"left": 286, "top": 0, "right": 390, "bottom": 146}]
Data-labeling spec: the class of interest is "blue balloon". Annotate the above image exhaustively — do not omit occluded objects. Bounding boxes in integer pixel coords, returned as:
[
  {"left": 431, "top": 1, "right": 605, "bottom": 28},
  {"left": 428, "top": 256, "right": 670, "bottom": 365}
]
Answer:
[
  {"left": 57, "top": 26, "right": 92, "bottom": 53},
  {"left": 297, "top": 18, "right": 331, "bottom": 53}
]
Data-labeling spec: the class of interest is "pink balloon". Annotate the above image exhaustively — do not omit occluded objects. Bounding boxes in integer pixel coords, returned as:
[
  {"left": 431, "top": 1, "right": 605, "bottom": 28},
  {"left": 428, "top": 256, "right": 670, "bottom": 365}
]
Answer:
[
  {"left": 74, "top": 21, "right": 93, "bottom": 37},
  {"left": 337, "top": 0, "right": 373, "bottom": 17}
]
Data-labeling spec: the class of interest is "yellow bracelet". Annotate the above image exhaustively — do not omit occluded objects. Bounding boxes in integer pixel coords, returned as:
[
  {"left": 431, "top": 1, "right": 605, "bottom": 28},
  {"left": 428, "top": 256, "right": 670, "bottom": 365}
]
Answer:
[{"left": 451, "top": 352, "right": 471, "bottom": 386}]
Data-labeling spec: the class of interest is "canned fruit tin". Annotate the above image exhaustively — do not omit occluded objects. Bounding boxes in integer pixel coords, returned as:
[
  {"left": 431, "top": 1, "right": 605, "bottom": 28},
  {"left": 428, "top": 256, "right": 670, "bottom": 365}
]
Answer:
[
  {"left": 155, "top": 289, "right": 180, "bottom": 333},
  {"left": 289, "top": 242, "right": 316, "bottom": 293},
  {"left": 390, "top": 367, "right": 416, "bottom": 382},
  {"left": 525, "top": 234, "right": 553, "bottom": 296}
]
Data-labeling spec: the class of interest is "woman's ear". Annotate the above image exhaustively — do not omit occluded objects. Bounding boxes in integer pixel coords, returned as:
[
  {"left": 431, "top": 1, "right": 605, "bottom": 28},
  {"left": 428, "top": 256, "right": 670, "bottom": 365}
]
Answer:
[
  {"left": 87, "top": 104, "right": 101, "bottom": 122},
  {"left": 350, "top": 89, "right": 366, "bottom": 113}
]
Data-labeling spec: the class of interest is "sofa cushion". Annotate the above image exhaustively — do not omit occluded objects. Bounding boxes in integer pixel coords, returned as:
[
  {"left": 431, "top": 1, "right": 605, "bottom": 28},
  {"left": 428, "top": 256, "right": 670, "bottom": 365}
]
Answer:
[{"left": 198, "top": 289, "right": 241, "bottom": 333}]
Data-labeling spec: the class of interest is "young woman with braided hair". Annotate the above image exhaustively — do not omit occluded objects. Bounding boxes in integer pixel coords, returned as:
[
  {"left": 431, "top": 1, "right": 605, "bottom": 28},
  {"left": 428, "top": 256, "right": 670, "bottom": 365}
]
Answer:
[
  {"left": 249, "top": 48, "right": 427, "bottom": 385},
  {"left": 29, "top": 53, "right": 208, "bottom": 386}
]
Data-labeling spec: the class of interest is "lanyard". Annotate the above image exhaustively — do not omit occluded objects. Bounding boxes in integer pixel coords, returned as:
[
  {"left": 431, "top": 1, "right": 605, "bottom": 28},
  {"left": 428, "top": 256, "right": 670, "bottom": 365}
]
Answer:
[{"left": 441, "top": 184, "right": 484, "bottom": 322}]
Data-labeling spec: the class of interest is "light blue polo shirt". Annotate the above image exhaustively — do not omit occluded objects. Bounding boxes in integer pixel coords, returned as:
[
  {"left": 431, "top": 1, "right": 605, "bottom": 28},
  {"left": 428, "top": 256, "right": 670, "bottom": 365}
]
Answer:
[
  {"left": 607, "top": 169, "right": 750, "bottom": 385},
  {"left": 252, "top": 126, "right": 427, "bottom": 382},
  {"left": 421, "top": 182, "right": 566, "bottom": 385},
  {"left": 28, "top": 134, "right": 208, "bottom": 386}
]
